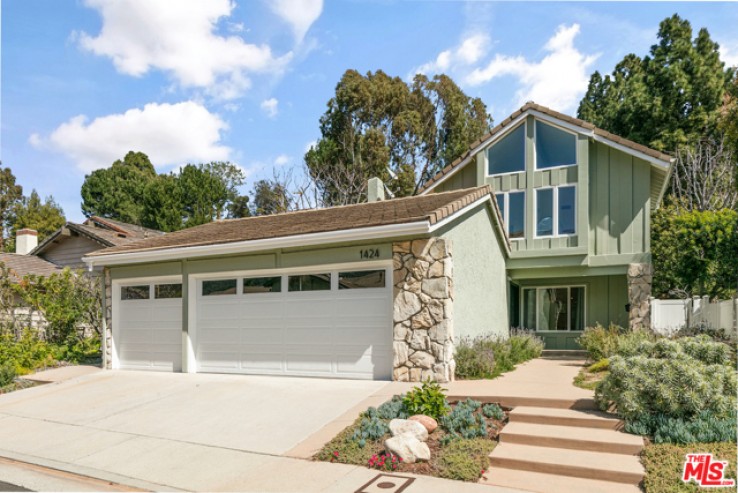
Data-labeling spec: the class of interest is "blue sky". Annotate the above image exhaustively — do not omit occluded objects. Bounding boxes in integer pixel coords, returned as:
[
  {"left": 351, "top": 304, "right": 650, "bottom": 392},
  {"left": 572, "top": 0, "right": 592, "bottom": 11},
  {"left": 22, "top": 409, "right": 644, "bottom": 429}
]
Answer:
[{"left": 3, "top": 1, "right": 737, "bottom": 222}]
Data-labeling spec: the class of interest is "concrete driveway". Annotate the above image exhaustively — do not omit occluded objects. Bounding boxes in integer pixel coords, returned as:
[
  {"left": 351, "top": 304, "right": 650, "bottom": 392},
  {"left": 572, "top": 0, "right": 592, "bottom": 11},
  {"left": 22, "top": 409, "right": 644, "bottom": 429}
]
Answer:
[{"left": 0, "top": 370, "right": 519, "bottom": 492}]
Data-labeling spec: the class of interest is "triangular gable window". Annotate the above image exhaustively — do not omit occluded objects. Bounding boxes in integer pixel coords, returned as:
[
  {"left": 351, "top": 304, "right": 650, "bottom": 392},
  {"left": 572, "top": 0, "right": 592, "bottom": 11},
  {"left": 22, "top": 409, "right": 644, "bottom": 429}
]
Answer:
[
  {"left": 488, "top": 124, "right": 525, "bottom": 175},
  {"left": 535, "top": 121, "right": 576, "bottom": 169}
]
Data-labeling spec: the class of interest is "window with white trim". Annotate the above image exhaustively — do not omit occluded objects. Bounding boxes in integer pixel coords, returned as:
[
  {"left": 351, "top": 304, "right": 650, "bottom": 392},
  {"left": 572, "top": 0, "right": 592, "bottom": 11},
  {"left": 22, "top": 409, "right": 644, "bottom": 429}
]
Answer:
[
  {"left": 495, "top": 191, "right": 525, "bottom": 239},
  {"left": 488, "top": 123, "right": 525, "bottom": 175},
  {"left": 522, "top": 286, "right": 585, "bottom": 331},
  {"left": 535, "top": 120, "right": 576, "bottom": 169},
  {"left": 535, "top": 185, "right": 576, "bottom": 237}
]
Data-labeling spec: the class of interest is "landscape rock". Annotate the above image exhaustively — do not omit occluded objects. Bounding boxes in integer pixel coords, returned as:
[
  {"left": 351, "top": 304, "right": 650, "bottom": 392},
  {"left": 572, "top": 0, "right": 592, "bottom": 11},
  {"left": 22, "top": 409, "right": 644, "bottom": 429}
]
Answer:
[
  {"left": 409, "top": 415, "right": 438, "bottom": 433},
  {"left": 389, "top": 419, "right": 429, "bottom": 441},
  {"left": 384, "top": 435, "right": 431, "bottom": 463}
]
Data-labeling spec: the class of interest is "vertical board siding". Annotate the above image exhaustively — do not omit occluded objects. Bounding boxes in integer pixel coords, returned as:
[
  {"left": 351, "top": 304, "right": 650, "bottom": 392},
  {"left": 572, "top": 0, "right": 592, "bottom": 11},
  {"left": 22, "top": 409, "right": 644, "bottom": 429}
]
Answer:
[
  {"left": 40, "top": 234, "right": 105, "bottom": 270},
  {"left": 592, "top": 142, "right": 650, "bottom": 256}
]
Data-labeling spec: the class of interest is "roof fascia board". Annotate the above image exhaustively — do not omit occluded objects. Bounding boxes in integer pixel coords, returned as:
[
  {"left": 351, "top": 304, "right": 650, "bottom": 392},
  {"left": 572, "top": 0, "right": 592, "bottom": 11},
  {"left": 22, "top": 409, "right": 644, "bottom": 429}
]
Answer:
[
  {"left": 84, "top": 221, "right": 431, "bottom": 269},
  {"left": 420, "top": 113, "right": 529, "bottom": 195},
  {"left": 655, "top": 158, "right": 675, "bottom": 210}
]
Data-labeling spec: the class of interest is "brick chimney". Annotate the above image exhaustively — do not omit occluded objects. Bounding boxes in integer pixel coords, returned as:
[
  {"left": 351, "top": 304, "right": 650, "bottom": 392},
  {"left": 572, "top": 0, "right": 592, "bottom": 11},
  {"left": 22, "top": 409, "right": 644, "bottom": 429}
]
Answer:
[{"left": 16, "top": 229, "right": 38, "bottom": 255}]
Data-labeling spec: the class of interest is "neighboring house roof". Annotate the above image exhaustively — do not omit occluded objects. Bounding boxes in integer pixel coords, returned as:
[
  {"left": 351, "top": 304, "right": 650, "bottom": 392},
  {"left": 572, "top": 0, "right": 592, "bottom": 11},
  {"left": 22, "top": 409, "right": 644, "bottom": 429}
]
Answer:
[
  {"left": 85, "top": 186, "right": 506, "bottom": 266},
  {"left": 418, "top": 102, "right": 674, "bottom": 195},
  {"left": 31, "top": 216, "right": 165, "bottom": 256},
  {"left": 0, "top": 253, "right": 63, "bottom": 281}
]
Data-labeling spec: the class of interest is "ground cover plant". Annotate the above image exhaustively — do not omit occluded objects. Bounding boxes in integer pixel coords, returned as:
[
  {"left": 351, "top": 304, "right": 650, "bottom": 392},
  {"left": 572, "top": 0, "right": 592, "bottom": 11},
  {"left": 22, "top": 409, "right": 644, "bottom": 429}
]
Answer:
[
  {"left": 454, "top": 329, "right": 543, "bottom": 380},
  {"left": 641, "top": 443, "right": 737, "bottom": 493},
  {"left": 315, "top": 383, "right": 508, "bottom": 482}
]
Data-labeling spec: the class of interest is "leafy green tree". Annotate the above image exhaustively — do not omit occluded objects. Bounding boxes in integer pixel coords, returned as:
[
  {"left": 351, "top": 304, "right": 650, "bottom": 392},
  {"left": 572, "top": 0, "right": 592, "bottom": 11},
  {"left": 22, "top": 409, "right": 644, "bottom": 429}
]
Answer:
[
  {"left": 81, "top": 151, "right": 157, "bottom": 224},
  {"left": 227, "top": 195, "right": 251, "bottom": 218},
  {"left": 651, "top": 205, "right": 738, "bottom": 299},
  {"left": 177, "top": 162, "right": 245, "bottom": 228},
  {"left": 0, "top": 166, "right": 23, "bottom": 250},
  {"left": 578, "top": 14, "right": 734, "bottom": 152},
  {"left": 6, "top": 190, "right": 66, "bottom": 252},
  {"left": 306, "top": 70, "right": 491, "bottom": 205}
]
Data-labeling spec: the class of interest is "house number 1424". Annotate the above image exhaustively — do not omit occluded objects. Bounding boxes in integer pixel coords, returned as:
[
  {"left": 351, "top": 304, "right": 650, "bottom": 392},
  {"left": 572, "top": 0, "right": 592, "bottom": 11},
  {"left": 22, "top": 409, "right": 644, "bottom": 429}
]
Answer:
[{"left": 359, "top": 248, "right": 380, "bottom": 259}]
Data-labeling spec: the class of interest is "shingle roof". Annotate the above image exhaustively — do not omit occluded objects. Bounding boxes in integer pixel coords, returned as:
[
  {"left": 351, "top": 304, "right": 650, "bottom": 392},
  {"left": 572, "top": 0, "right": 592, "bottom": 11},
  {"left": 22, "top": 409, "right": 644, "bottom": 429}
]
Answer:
[
  {"left": 31, "top": 216, "right": 165, "bottom": 256},
  {"left": 419, "top": 102, "right": 673, "bottom": 194},
  {"left": 0, "top": 253, "right": 63, "bottom": 281},
  {"left": 88, "top": 186, "right": 494, "bottom": 257}
]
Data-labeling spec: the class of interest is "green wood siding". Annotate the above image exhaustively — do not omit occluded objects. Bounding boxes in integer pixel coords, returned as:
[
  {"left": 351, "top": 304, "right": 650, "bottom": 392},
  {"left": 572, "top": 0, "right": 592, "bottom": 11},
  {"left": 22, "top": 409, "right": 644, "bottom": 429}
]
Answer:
[{"left": 589, "top": 142, "right": 651, "bottom": 256}]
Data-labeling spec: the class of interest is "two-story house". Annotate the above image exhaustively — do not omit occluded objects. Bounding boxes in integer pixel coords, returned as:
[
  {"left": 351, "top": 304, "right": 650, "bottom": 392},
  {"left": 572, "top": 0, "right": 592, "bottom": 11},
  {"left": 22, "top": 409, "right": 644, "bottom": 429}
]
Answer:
[
  {"left": 420, "top": 102, "right": 672, "bottom": 349},
  {"left": 83, "top": 103, "right": 672, "bottom": 381}
]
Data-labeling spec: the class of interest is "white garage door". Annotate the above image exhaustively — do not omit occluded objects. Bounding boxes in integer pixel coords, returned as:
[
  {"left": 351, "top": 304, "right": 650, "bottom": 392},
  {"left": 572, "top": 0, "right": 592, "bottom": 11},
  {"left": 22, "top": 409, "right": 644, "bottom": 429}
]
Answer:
[
  {"left": 194, "top": 266, "right": 393, "bottom": 380},
  {"left": 115, "top": 280, "right": 183, "bottom": 371}
]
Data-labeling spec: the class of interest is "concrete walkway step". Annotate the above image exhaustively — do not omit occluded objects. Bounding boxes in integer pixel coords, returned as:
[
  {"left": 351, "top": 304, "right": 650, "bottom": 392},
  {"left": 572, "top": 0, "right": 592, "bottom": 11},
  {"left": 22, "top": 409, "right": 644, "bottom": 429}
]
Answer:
[
  {"left": 509, "top": 406, "right": 623, "bottom": 430},
  {"left": 499, "top": 422, "right": 644, "bottom": 455},
  {"left": 446, "top": 395, "right": 598, "bottom": 410},
  {"left": 541, "top": 350, "right": 589, "bottom": 359},
  {"left": 480, "top": 468, "right": 642, "bottom": 493},
  {"left": 489, "top": 443, "right": 645, "bottom": 485}
]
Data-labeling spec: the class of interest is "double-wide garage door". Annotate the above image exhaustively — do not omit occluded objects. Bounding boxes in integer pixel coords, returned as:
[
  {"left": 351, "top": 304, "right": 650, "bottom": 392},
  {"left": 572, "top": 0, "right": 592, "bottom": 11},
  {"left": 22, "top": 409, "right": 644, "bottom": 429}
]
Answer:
[
  {"left": 115, "top": 266, "right": 393, "bottom": 380},
  {"left": 195, "top": 267, "right": 393, "bottom": 380}
]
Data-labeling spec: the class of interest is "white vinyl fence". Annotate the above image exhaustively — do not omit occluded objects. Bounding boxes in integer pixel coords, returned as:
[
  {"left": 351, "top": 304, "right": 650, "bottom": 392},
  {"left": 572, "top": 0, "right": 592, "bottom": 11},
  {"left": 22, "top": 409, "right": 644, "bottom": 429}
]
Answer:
[{"left": 651, "top": 296, "right": 738, "bottom": 337}]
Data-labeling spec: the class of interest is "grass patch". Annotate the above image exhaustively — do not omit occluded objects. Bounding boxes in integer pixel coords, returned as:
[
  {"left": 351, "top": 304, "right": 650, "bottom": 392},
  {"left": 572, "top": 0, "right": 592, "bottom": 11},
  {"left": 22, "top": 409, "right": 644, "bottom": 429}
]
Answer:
[
  {"left": 573, "top": 359, "right": 609, "bottom": 390},
  {"left": 436, "top": 437, "right": 496, "bottom": 481},
  {"left": 642, "top": 443, "right": 737, "bottom": 492}
]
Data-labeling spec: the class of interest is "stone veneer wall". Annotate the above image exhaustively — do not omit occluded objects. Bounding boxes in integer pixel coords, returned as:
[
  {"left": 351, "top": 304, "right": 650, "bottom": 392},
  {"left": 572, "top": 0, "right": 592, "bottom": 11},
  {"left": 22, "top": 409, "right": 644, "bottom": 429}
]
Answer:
[
  {"left": 627, "top": 262, "right": 652, "bottom": 329},
  {"left": 103, "top": 267, "right": 113, "bottom": 369},
  {"left": 392, "top": 238, "right": 454, "bottom": 382}
]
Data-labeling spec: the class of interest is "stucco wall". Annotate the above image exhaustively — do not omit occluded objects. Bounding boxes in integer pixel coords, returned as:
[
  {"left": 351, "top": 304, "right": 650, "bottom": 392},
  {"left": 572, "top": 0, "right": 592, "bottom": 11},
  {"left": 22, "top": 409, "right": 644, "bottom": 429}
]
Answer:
[{"left": 439, "top": 203, "right": 509, "bottom": 339}]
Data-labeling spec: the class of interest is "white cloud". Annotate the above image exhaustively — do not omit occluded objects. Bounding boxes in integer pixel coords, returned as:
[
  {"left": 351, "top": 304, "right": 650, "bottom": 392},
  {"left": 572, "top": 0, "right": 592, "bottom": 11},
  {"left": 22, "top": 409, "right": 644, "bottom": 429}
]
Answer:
[
  {"left": 274, "top": 154, "right": 290, "bottom": 166},
  {"left": 78, "top": 0, "right": 292, "bottom": 100},
  {"left": 466, "top": 24, "right": 599, "bottom": 112},
  {"left": 30, "top": 101, "right": 231, "bottom": 172},
  {"left": 720, "top": 42, "right": 738, "bottom": 68},
  {"left": 413, "top": 33, "right": 490, "bottom": 76},
  {"left": 260, "top": 98, "right": 279, "bottom": 118},
  {"left": 269, "top": 0, "right": 323, "bottom": 43}
]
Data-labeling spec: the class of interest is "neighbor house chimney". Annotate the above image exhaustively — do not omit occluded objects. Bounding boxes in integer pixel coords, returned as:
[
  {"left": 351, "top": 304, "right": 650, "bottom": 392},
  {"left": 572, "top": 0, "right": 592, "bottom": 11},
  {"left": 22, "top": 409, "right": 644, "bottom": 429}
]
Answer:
[
  {"left": 367, "top": 177, "right": 385, "bottom": 202},
  {"left": 16, "top": 229, "right": 38, "bottom": 255}
]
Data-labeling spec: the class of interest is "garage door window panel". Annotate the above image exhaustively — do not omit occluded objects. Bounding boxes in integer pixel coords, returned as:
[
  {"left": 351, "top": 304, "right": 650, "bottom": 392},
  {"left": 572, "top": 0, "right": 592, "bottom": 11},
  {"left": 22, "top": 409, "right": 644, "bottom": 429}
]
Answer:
[
  {"left": 288, "top": 274, "right": 331, "bottom": 292},
  {"left": 203, "top": 279, "right": 238, "bottom": 296},
  {"left": 121, "top": 285, "right": 150, "bottom": 300},
  {"left": 155, "top": 283, "right": 182, "bottom": 299},
  {"left": 338, "top": 270, "right": 386, "bottom": 289},
  {"left": 243, "top": 276, "right": 282, "bottom": 293}
]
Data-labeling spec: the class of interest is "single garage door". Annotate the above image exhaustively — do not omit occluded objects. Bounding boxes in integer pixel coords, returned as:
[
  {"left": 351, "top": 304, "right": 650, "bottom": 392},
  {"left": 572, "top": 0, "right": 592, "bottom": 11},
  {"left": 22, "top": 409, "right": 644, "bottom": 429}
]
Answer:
[
  {"left": 195, "top": 266, "right": 392, "bottom": 380},
  {"left": 115, "top": 280, "right": 183, "bottom": 371}
]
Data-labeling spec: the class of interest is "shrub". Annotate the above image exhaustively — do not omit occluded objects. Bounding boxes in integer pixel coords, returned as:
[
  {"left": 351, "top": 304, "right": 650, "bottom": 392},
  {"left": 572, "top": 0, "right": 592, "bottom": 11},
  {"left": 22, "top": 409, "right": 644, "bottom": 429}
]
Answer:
[
  {"left": 0, "top": 329, "right": 56, "bottom": 375},
  {"left": 587, "top": 358, "right": 609, "bottom": 373},
  {"left": 454, "top": 330, "right": 543, "bottom": 380},
  {"left": 351, "top": 413, "right": 389, "bottom": 447},
  {"left": 53, "top": 334, "right": 101, "bottom": 363},
  {"left": 0, "top": 363, "right": 16, "bottom": 387},
  {"left": 440, "top": 399, "right": 487, "bottom": 441},
  {"left": 626, "top": 410, "right": 737, "bottom": 444},
  {"left": 596, "top": 355, "right": 736, "bottom": 421},
  {"left": 402, "top": 380, "right": 450, "bottom": 419},
  {"left": 481, "top": 403, "right": 505, "bottom": 420},
  {"left": 376, "top": 395, "right": 408, "bottom": 420},
  {"left": 436, "top": 438, "right": 496, "bottom": 481},
  {"left": 577, "top": 324, "right": 655, "bottom": 361},
  {"left": 675, "top": 324, "right": 734, "bottom": 343},
  {"left": 617, "top": 335, "right": 735, "bottom": 366},
  {"left": 642, "top": 442, "right": 737, "bottom": 493}
]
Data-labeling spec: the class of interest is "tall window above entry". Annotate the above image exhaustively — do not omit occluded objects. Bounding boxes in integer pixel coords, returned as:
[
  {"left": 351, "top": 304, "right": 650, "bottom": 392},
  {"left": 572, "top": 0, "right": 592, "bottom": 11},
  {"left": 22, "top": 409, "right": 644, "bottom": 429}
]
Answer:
[
  {"left": 495, "top": 191, "right": 525, "bottom": 239},
  {"left": 488, "top": 124, "right": 525, "bottom": 175},
  {"left": 535, "top": 121, "right": 576, "bottom": 169}
]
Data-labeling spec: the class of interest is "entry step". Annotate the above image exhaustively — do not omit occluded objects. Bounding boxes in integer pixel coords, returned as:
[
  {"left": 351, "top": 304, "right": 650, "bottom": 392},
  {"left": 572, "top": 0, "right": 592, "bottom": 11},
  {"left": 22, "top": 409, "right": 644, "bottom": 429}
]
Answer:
[
  {"left": 499, "top": 422, "right": 644, "bottom": 455},
  {"left": 509, "top": 406, "right": 623, "bottom": 430},
  {"left": 489, "top": 443, "right": 645, "bottom": 484},
  {"left": 480, "top": 468, "right": 642, "bottom": 493}
]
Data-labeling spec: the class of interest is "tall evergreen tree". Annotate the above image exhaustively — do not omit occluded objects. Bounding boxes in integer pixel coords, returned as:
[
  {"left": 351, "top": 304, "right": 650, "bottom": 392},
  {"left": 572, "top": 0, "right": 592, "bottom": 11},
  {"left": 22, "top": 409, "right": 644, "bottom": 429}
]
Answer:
[
  {"left": 6, "top": 190, "right": 66, "bottom": 252},
  {"left": 0, "top": 166, "right": 23, "bottom": 250},
  {"left": 577, "top": 14, "right": 734, "bottom": 153}
]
